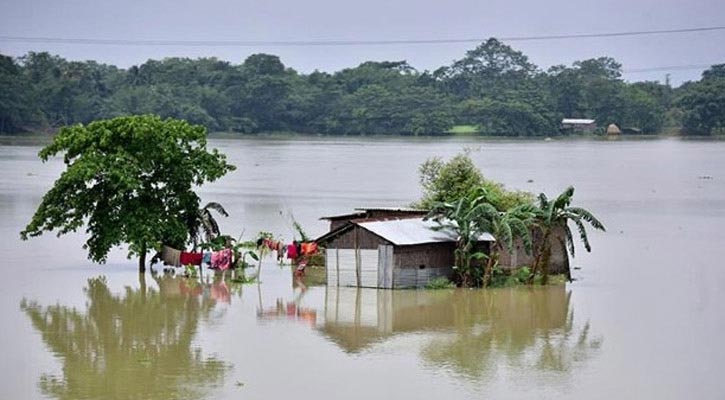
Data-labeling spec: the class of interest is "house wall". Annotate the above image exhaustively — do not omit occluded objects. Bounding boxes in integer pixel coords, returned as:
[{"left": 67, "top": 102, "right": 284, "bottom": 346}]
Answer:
[
  {"left": 326, "top": 248, "right": 380, "bottom": 288},
  {"left": 325, "top": 226, "right": 389, "bottom": 249},
  {"left": 329, "top": 219, "right": 350, "bottom": 231},
  {"left": 392, "top": 243, "right": 456, "bottom": 288},
  {"left": 498, "top": 225, "right": 569, "bottom": 274}
]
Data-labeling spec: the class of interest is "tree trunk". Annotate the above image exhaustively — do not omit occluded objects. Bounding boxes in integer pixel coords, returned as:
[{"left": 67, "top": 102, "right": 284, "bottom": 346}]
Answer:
[
  {"left": 138, "top": 271, "right": 147, "bottom": 302},
  {"left": 483, "top": 246, "right": 498, "bottom": 288},
  {"left": 541, "top": 246, "right": 552, "bottom": 285},
  {"left": 138, "top": 244, "right": 147, "bottom": 274},
  {"left": 483, "top": 256, "right": 493, "bottom": 288}
]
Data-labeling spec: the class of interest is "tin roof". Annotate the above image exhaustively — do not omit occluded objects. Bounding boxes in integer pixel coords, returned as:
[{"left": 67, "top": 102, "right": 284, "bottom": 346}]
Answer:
[
  {"left": 354, "top": 207, "right": 428, "bottom": 213},
  {"left": 562, "top": 118, "right": 595, "bottom": 124},
  {"left": 320, "top": 207, "right": 427, "bottom": 221},
  {"left": 357, "top": 218, "right": 494, "bottom": 245},
  {"left": 319, "top": 211, "right": 366, "bottom": 221}
]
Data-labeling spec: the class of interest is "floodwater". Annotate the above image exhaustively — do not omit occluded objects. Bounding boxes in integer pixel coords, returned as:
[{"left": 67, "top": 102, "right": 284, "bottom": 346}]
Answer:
[{"left": 1, "top": 137, "right": 724, "bottom": 399}]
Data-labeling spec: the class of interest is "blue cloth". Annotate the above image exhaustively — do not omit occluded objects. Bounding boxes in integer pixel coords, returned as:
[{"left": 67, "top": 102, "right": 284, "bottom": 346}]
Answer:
[{"left": 202, "top": 252, "right": 212, "bottom": 264}]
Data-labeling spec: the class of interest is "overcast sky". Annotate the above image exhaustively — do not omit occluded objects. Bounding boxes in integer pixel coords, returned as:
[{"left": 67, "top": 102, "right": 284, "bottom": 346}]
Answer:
[{"left": 1, "top": 0, "right": 724, "bottom": 85}]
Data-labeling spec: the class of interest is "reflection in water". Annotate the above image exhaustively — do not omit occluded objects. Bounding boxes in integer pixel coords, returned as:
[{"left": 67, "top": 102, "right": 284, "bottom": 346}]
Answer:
[
  {"left": 20, "top": 276, "right": 230, "bottom": 400},
  {"left": 321, "top": 286, "right": 601, "bottom": 380},
  {"left": 256, "top": 278, "right": 318, "bottom": 327}
]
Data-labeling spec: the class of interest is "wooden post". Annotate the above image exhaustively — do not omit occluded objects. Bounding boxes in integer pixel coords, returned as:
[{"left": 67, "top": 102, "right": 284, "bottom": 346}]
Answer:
[
  {"left": 354, "top": 227, "right": 361, "bottom": 287},
  {"left": 335, "top": 248, "right": 340, "bottom": 286}
]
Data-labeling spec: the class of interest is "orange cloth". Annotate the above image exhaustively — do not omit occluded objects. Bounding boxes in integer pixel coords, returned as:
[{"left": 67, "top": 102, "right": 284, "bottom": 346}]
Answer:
[{"left": 301, "top": 242, "right": 318, "bottom": 255}]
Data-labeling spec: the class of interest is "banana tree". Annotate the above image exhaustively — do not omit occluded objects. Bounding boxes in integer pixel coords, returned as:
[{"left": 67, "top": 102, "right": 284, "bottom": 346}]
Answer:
[
  {"left": 427, "top": 187, "right": 498, "bottom": 287},
  {"left": 530, "top": 186, "right": 605, "bottom": 284},
  {"left": 482, "top": 204, "right": 536, "bottom": 287},
  {"left": 189, "top": 202, "right": 229, "bottom": 250}
]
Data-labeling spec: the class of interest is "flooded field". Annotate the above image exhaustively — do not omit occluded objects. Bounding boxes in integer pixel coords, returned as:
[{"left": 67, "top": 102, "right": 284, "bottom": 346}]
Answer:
[{"left": 2, "top": 137, "right": 724, "bottom": 399}]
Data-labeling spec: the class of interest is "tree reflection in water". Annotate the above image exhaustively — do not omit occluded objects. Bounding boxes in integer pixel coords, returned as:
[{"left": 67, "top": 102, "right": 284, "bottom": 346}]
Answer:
[
  {"left": 321, "top": 285, "right": 601, "bottom": 381},
  {"left": 420, "top": 287, "right": 602, "bottom": 381},
  {"left": 20, "top": 275, "right": 230, "bottom": 400}
]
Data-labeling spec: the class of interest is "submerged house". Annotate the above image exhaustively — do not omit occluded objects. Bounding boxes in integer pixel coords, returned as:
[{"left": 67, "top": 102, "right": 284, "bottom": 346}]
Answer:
[
  {"left": 316, "top": 208, "right": 569, "bottom": 289},
  {"left": 316, "top": 213, "right": 493, "bottom": 289}
]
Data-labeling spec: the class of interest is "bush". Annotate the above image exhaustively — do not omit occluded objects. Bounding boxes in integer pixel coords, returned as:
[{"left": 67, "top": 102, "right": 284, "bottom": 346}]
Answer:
[{"left": 425, "top": 277, "right": 456, "bottom": 290}]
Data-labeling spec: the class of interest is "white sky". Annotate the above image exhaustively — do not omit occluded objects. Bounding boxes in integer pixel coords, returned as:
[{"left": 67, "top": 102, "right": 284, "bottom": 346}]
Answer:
[{"left": 1, "top": 0, "right": 724, "bottom": 85}]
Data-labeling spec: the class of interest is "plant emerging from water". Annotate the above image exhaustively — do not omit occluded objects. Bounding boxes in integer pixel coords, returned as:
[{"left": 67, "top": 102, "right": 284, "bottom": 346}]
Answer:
[
  {"left": 420, "top": 152, "right": 604, "bottom": 287},
  {"left": 425, "top": 277, "right": 456, "bottom": 290},
  {"left": 19, "top": 115, "right": 235, "bottom": 273},
  {"left": 530, "top": 186, "right": 606, "bottom": 284}
]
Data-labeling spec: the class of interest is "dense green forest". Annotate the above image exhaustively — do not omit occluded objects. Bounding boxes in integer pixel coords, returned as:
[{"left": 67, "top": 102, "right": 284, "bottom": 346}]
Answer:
[{"left": 1, "top": 38, "right": 724, "bottom": 136}]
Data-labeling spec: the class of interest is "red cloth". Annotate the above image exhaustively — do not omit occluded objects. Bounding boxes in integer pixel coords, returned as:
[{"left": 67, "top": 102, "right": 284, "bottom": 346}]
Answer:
[
  {"left": 180, "top": 252, "right": 203, "bottom": 265},
  {"left": 287, "top": 243, "right": 298, "bottom": 259}
]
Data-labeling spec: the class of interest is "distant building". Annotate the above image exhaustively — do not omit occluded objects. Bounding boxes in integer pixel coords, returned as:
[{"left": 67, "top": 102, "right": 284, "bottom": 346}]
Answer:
[{"left": 561, "top": 118, "right": 597, "bottom": 133}]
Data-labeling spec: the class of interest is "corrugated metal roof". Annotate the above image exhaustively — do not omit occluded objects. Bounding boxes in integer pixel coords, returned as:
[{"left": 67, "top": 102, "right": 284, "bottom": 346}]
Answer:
[
  {"left": 357, "top": 218, "right": 494, "bottom": 245},
  {"left": 354, "top": 207, "right": 428, "bottom": 213},
  {"left": 319, "top": 211, "right": 366, "bottom": 220},
  {"left": 562, "top": 118, "right": 595, "bottom": 124}
]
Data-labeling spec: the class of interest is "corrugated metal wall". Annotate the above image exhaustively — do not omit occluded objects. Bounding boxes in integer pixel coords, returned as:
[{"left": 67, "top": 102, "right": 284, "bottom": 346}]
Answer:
[{"left": 326, "top": 248, "right": 380, "bottom": 288}]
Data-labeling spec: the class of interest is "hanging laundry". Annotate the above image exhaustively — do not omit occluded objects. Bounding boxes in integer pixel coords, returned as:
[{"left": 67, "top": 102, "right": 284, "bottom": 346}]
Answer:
[
  {"left": 287, "top": 243, "right": 298, "bottom": 259},
  {"left": 276, "top": 243, "right": 286, "bottom": 262},
  {"left": 161, "top": 245, "right": 182, "bottom": 267},
  {"left": 210, "top": 248, "right": 232, "bottom": 271},
  {"left": 301, "top": 242, "right": 318, "bottom": 256},
  {"left": 180, "top": 251, "right": 203, "bottom": 266},
  {"left": 202, "top": 252, "right": 212, "bottom": 264}
]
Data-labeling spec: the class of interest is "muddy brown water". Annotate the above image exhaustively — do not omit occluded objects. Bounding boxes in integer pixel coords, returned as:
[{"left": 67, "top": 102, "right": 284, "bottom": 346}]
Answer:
[{"left": 1, "top": 137, "right": 724, "bottom": 399}]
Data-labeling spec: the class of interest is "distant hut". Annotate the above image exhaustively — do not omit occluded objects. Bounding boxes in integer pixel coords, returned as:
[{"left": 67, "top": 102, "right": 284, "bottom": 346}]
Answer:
[
  {"left": 561, "top": 118, "right": 597, "bottom": 134},
  {"left": 606, "top": 123, "right": 622, "bottom": 135}
]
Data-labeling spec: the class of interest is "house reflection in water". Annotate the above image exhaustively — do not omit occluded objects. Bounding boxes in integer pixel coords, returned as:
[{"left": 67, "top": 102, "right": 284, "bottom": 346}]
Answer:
[{"left": 320, "top": 285, "right": 601, "bottom": 378}]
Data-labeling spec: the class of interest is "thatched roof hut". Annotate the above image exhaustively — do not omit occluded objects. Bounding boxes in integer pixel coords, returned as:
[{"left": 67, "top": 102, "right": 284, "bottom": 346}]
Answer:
[{"left": 606, "top": 123, "right": 622, "bottom": 135}]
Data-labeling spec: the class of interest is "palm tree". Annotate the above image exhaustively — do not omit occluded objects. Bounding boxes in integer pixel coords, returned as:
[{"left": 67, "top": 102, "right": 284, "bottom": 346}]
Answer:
[
  {"left": 530, "top": 186, "right": 605, "bottom": 284},
  {"left": 190, "top": 202, "right": 229, "bottom": 250}
]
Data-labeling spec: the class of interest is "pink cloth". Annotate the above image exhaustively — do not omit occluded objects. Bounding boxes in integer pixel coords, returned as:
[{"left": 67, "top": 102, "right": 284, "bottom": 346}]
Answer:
[
  {"left": 210, "top": 249, "right": 232, "bottom": 270},
  {"left": 287, "top": 243, "right": 298, "bottom": 259}
]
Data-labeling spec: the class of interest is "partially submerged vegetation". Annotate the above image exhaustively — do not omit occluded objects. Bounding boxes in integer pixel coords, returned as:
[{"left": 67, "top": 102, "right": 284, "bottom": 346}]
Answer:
[
  {"left": 19, "top": 115, "right": 235, "bottom": 272},
  {"left": 421, "top": 152, "right": 605, "bottom": 288}
]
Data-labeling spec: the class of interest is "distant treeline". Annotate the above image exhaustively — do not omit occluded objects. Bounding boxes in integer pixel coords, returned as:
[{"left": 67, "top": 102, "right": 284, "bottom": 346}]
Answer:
[{"left": 1, "top": 38, "right": 724, "bottom": 136}]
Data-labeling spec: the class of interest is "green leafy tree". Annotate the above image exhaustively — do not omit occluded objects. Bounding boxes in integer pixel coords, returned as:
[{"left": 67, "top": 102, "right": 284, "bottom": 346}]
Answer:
[
  {"left": 20, "top": 115, "right": 235, "bottom": 272},
  {"left": 418, "top": 152, "right": 484, "bottom": 209},
  {"left": 531, "top": 186, "right": 605, "bottom": 283},
  {"left": 0, "top": 55, "right": 38, "bottom": 133},
  {"left": 417, "top": 152, "right": 532, "bottom": 210},
  {"left": 677, "top": 64, "right": 725, "bottom": 135},
  {"left": 440, "top": 38, "right": 537, "bottom": 99}
]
